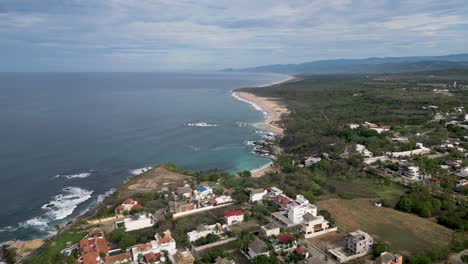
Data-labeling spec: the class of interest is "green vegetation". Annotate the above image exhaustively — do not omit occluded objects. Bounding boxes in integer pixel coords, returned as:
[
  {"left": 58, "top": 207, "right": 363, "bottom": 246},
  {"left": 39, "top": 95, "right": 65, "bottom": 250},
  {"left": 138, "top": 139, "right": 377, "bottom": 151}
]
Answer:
[
  {"left": 28, "top": 232, "right": 85, "bottom": 264},
  {"left": 192, "top": 234, "right": 221, "bottom": 246},
  {"left": 109, "top": 228, "right": 138, "bottom": 249}
]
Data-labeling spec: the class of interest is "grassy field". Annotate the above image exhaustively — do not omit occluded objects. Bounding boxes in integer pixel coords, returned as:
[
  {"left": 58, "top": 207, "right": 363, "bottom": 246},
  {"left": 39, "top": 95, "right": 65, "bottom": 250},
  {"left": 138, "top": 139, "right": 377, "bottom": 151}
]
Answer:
[
  {"left": 316, "top": 198, "right": 453, "bottom": 255},
  {"left": 29, "top": 232, "right": 86, "bottom": 263}
]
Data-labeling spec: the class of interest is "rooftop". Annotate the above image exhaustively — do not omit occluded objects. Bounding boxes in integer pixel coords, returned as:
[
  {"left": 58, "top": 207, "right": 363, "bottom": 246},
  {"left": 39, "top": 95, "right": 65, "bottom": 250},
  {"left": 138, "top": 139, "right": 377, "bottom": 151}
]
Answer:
[
  {"left": 224, "top": 209, "right": 244, "bottom": 217},
  {"left": 249, "top": 239, "right": 268, "bottom": 254}
]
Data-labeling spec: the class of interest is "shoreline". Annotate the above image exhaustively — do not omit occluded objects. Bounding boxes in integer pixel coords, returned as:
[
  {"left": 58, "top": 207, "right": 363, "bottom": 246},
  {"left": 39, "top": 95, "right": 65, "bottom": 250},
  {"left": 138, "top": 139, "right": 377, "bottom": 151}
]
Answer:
[{"left": 232, "top": 74, "right": 295, "bottom": 177}]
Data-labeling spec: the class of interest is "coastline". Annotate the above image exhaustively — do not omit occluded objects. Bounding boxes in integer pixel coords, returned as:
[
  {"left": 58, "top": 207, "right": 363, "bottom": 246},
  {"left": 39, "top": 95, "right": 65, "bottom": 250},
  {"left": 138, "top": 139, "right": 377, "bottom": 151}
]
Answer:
[{"left": 232, "top": 74, "right": 295, "bottom": 177}]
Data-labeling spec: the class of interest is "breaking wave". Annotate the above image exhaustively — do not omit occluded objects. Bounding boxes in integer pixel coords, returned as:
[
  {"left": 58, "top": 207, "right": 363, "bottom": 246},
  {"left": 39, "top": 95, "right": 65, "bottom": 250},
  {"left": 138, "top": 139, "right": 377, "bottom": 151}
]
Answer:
[
  {"left": 129, "top": 167, "right": 152, "bottom": 176},
  {"left": 55, "top": 171, "right": 93, "bottom": 180}
]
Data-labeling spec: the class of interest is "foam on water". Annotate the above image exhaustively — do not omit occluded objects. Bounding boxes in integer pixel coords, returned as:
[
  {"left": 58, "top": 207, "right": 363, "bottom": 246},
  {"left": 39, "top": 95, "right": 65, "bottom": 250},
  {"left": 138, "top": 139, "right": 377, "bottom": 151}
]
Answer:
[
  {"left": 97, "top": 188, "right": 116, "bottom": 203},
  {"left": 231, "top": 92, "right": 269, "bottom": 119},
  {"left": 41, "top": 186, "right": 93, "bottom": 220},
  {"left": 129, "top": 167, "right": 152, "bottom": 176},
  {"left": 55, "top": 171, "right": 93, "bottom": 180}
]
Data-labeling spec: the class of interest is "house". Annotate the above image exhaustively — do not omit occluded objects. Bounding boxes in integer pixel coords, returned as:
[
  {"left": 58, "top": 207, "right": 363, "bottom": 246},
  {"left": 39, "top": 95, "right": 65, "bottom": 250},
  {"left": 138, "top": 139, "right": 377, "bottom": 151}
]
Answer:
[
  {"left": 173, "top": 250, "right": 195, "bottom": 264},
  {"left": 363, "top": 122, "right": 390, "bottom": 134},
  {"left": 398, "top": 161, "right": 421, "bottom": 181},
  {"left": 287, "top": 195, "right": 317, "bottom": 224},
  {"left": 348, "top": 123, "right": 360, "bottom": 130},
  {"left": 116, "top": 213, "right": 155, "bottom": 232},
  {"left": 373, "top": 252, "right": 403, "bottom": 264},
  {"left": 274, "top": 233, "right": 297, "bottom": 253},
  {"left": 261, "top": 222, "right": 281, "bottom": 237},
  {"left": 130, "top": 230, "right": 177, "bottom": 261},
  {"left": 175, "top": 186, "right": 193, "bottom": 199},
  {"left": 194, "top": 186, "right": 214, "bottom": 200},
  {"left": 224, "top": 210, "right": 244, "bottom": 225},
  {"left": 187, "top": 223, "right": 226, "bottom": 242},
  {"left": 247, "top": 239, "right": 269, "bottom": 259},
  {"left": 304, "top": 156, "right": 322, "bottom": 167},
  {"left": 273, "top": 194, "right": 294, "bottom": 209},
  {"left": 114, "top": 199, "right": 142, "bottom": 215},
  {"left": 268, "top": 187, "right": 283, "bottom": 197},
  {"left": 104, "top": 252, "right": 132, "bottom": 264},
  {"left": 249, "top": 188, "right": 267, "bottom": 203},
  {"left": 329, "top": 230, "right": 373, "bottom": 263},
  {"left": 210, "top": 195, "right": 233, "bottom": 206},
  {"left": 77, "top": 236, "right": 109, "bottom": 264},
  {"left": 457, "top": 167, "right": 468, "bottom": 177},
  {"left": 301, "top": 213, "right": 336, "bottom": 238},
  {"left": 214, "top": 256, "right": 235, "bottom": 264}
]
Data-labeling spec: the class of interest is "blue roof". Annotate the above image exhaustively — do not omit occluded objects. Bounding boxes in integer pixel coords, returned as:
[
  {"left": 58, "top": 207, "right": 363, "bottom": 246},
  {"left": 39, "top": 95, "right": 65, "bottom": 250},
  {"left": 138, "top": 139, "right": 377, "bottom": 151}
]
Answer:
[{"left": 197, "top": 186, "right": 207, "bottom": 192}]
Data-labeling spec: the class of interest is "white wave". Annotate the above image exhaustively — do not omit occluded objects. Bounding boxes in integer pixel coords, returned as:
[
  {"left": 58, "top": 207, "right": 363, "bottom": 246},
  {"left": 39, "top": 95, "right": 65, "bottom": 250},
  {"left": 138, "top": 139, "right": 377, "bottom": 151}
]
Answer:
[
  {"left": 97, "top": 188, "right": 116, "bottom": 203},
  {"left": 187, "top": 122, "right": 218, "bottom": 127},
  {"left": 231, "top": 92, "right": 269, "bottom": 119},
  {"left": 244, "top": 141, "right": 256, "bottom": 146},
  {"left": 130, "top": 167, "right": 152, "bottom": 176},
  {"left": 41, "top": 186, "right": 93, "bottom": 220},
  {"left": 55, "top": 171, "right": 93, "bottom": 180},
  {"left": 0, "top": 225, "right": 18, "bottom": 233},
  {"left": 257, "top": 75, "right": 294, "bottom": 88}
]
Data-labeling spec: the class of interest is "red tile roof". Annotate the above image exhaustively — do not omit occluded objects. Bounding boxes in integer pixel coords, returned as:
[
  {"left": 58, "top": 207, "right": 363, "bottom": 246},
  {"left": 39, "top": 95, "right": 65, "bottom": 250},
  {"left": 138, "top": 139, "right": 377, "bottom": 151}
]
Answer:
[
  {"left": 144, "top": 252, "right": 161, "bottom": 263},
  {"left": 115, "top": 205, "right": 124, "bottom": 211},
  {"left": 123, "top": 199, "right": 135, "bottom": 204},
  {"left": 78, "top": 237, "right": 108, "bottom": 264},
  {"left": 82, "top": 251, "right": 99, "bottom": 264},
  {"left": 131, "top": 204, "right": 142, "bottom": 210},
  {"left": 105, "top": 252, "right": 132, "bottom": 264},
  {"left": 136, "top": 243, "right": 150, "bottom": 251},
  {"left": 276, "top": 233, "right": 295, "bottom": 244},
  {"left": 160, "top": 233, "right": 172, "bottom": 244},
  {"left": 224, "top": 209, "right": 244, "bottom": 217},
  {"left": 274, "top": 194, "right": 293, "bottom": 208}
]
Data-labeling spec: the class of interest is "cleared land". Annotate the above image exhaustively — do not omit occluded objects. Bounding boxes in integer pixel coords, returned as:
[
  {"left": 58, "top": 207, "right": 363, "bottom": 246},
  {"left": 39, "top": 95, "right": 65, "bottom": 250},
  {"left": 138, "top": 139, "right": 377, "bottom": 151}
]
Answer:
[{"left": 316, "top": 198, "right": 453, "bottom": 255}]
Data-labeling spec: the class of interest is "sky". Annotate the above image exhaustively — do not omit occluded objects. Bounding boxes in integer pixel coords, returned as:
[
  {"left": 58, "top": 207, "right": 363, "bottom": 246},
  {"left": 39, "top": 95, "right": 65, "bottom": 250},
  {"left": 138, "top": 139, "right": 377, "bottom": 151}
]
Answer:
[{"left": 1, "top": 0, "right": 468, "bottom": 72}]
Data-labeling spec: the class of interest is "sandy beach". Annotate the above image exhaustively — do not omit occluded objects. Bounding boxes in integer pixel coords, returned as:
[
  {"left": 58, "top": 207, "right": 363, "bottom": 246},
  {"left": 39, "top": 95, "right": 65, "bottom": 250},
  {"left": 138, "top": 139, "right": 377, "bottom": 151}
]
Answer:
[{"left": 233, "top": 75, "right": 294, "bottom": 177}]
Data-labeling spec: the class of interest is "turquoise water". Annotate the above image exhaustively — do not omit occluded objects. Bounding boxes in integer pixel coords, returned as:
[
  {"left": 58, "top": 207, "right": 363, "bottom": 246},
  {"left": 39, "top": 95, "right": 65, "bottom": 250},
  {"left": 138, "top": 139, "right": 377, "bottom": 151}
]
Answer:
[{"left": 0, "top": 72, "right": 287, "bottom": 241}]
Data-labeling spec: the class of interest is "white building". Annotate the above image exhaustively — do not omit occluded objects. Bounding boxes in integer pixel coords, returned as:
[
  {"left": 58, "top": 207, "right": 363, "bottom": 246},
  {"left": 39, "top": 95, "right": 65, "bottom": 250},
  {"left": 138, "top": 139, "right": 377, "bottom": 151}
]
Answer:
[
  {"left": 398, "top": 161, "right": 421, "bottom": 181},
  {"left": 224, "top": 210, "right": 244, "bottom": 225},
  {"left": 213, "top": 195, "right": 233, "bottom": 205},
  {"left": 187, "top": 223, "right": 226, "bottom": 242},
  {"left": 304, "top": 156, "right": 322, "bottom": 167},
  {"left": 194, "top": 186, "right": 214, "bottom": 200},
  {"left": 261, "top": 222, "right": 281, "bottom": 237},
  {"left": 116, "top": 213, "right": 155, "bottom": 232},
  {"left": 387, "top": 143, "right": 430, "bottom": 158},
  {"left": 249, "top": 188, "right": 267, "bottom": 203},
  {"left": 268, "top": 187, "right": 283, "bottom": 197},
  {"left": 301, "top": 213, "right": 336, "bottom": 238},
  {"left": 287, "top": 195, "right": 317, "bottom": 224},
  {"left": 457, "top": 167, "right": 468, "bottom": 177},
  {"left": 348, "top": 123, "right": 360, "bottom": 130},
  {"left": 130, "top": 230, "right": 177, "bottom": 261}
]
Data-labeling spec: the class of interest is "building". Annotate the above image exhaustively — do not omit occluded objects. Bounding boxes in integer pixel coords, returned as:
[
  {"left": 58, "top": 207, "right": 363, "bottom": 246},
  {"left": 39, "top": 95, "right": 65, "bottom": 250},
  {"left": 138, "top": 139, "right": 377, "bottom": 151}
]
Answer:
[
  {"left": 210, "top": 195, "right": 233, "bottom": 206},
  {"left": 355, "top": 144, "right": 373, "bottom": 158},
  {"left": 304, "top": 156, "right": 322, "bottom": 167},
  {"left": 268, "top": 187, "right": 283, "bottom": 197},
  {"left": 176, "top": 186, "right": 193, "bottom": 199},
  {"left": 374, "top": 252, "right": 403, "bottom": 264},
  {"left": 247, "top": 239, "right": 269, "bottom": 259},
  {"left": 114, "top": 199, "right": 142, "bottom": 215},
  {"left": 104, "top": 252, "right": 132, "bottom": 264},
  {"left": 261, "top": 222, "right": 281, "bottom": 237},
  {"left": 116, "top": 213, "right": 155, "bottom": 232},
  {"left": 173, "top": 250, "right": 195, "bottom": 264},
  {"left": 77, "top": 236, "right": 109, "bottom": 264},
  {"left": 458, "top": 167, "right": 468, "bottom": 177},
  {"left": 187, "top": 223, "right": 226, "bottom": 242},
  {"left": 273, "top": 194, "right": 294, "bottom": 209},
  {"left": 194, "top": 186, "right": 213, "bottom": 200},
  {"left": 249, "top": 188, "right": 267, "bottom": 203},
  {"left": 287, "top": 195, "right": 317, "bottom": 224},
  {"left": 398, "top": 161, "right": 421, "bottom": 181},
  {"left": 456, "top": 179, "right": 468, "bottom": 189},
  {"left": 130, "top": 230, "right": 177, "bottom": 261},
  {"left": 301, "top": 213, "right": 336, "bottom": 238},
  {"left": 363, "top": 122, "right": 390, "bottom": 134},
  {"left": 387, "top": 143, "right": 430, "bottom": 158},
  {"left": 348, "top": 123, "right": 360, "bottom": 130},
  {"left": 274, "top": 233, "right": 297, "bottom": 253},
  {"left": 329, "top": 230, "right": 373, "bottom": 263},
  {"left": 224, "top": 210, "right": 244, "bottom": 225}
]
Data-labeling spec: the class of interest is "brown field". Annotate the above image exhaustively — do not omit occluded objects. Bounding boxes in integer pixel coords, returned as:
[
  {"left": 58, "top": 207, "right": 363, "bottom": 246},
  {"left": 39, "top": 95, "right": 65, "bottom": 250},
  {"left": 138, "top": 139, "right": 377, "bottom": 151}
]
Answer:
[{"left": 316, "top": 198, "right": 453, "bottom": 255}]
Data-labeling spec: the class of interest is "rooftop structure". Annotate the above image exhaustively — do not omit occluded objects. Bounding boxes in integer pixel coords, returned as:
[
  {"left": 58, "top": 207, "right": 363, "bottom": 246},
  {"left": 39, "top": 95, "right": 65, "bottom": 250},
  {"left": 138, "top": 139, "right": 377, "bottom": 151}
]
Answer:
[
  {"left": 187, "top": 223, "right": 226, "bottom": 242},
  {"left": 116, "top": 213, "right": 155, "bottom": 232},
  {"left": 194, "top": 186, "right": 214, "bottom": 200},
  {"left": 249, "top": 188, "right": 267, "bottom": 203},
  {"left": 261, "top": 222, "right": 281, "bottom": 237},
  {"left": 77, "top": 236, "right": 109, "bottom": 264},
  {"left": 130, "top": 230, "right": 176, "bottom": 261},
  {"left": 176, "top": 186, "right": 193, "bottom": 199},
  {"left": 224, "top": 210, "right": 244, "bottom": 225},
  {"left": 115, "top": 199, "right": 142, "bottom": 215},
  {"left": 304, "top": 156, "right": 322, "bottom": 167},
  {"left": 329, "top": 230, "right": 373, "bottom": 263},
  {"left": 247, "top": 239, "right": 269, "bottom": 259},
  {"left": 398, "top": 161, "right": 421, "bottom": 181},
  {"left": 301, "top": 213, "right": 336, "bottom": 238}
]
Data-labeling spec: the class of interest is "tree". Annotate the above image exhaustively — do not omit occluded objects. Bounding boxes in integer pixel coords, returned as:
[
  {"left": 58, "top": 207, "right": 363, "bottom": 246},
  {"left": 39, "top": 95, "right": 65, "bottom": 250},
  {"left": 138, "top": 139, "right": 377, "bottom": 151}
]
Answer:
[
  {"left": 372, "top": 242, "right": 389, "bottom": 257},
  {"left": 252, "top": 255, "right": 271, "bottom": 264},
  {"left": 238, "top": 170, "right": 252, "bottom": 177}
]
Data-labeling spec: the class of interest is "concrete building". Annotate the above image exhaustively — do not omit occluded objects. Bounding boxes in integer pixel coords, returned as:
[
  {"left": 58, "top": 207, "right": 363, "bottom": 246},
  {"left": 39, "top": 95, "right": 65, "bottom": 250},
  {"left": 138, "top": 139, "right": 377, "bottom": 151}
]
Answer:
[
  {"left": 261, "top": 222, "right": 281, "bottom": 237},
  {"left": 356, "top": 144, "right": 373, "bottom": 158},
  {"left": 247, "top": 239, "right": 269, "bottom": 259},
  {"left": 373, "top": 252, "right": 403, "bottom": 264},
  {"left": 173, "top": 250, "right": 195, "bottom": 264},
  {"left": 114, "top": 199, "right": 142, "bottom": 215},
  {"left": 304, "top": 156, "right": 322, "bottom": 167},
  {"left": 116, "top": 213, "right": 155, "bottom": 232},
  {"left": 187, "top": 223, "right": 226, "bottom": 242},
  {"left": 329, "top": 230, "right": 373, "bottom": 263},
  {"left": 224, "top": 210, "right": 244, "bottom": 225},
  {"left": 398, "top": 161, "right": 421, "bottom": 181},
  {"left": 301, "top": 213, "right": 336, "bottom": 238},
  {"left": 268, "top": 187, "right": 283, "bottom": 197},
  {"left": 287, "top": 195, "right": 317, "bottom": 224},
  {"left": 194, "top": 186, "right": 214, "bottom": 200},
  {"left": 249, "top": 188, "right": 267, "bottom": 203}
]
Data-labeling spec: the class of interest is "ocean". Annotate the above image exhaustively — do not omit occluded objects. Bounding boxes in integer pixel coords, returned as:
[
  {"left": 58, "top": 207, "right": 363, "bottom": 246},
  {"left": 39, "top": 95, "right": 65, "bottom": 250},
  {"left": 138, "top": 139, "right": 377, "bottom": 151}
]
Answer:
[{"left": 0, "top": 72, "right": 288, "bottom": 242}]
